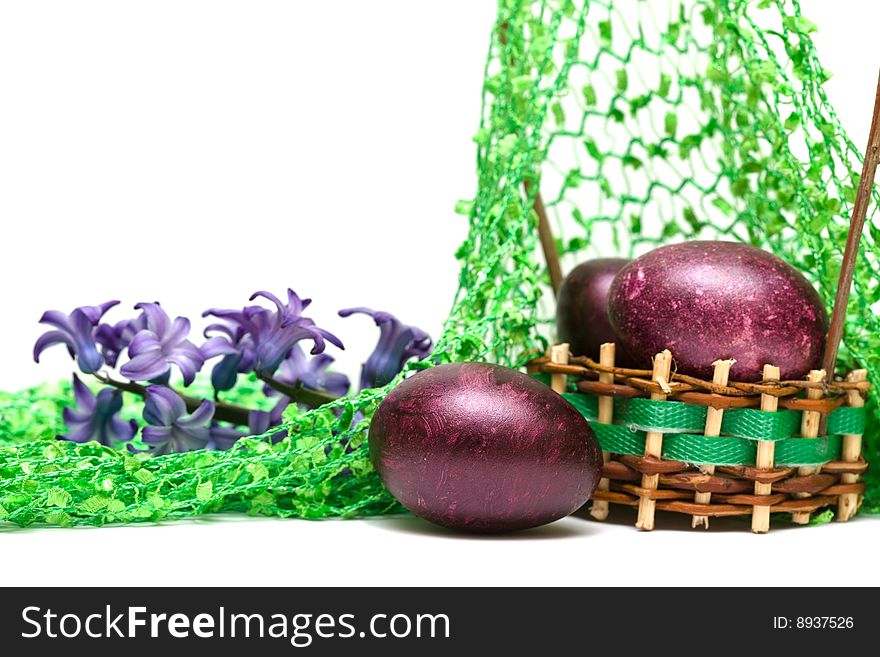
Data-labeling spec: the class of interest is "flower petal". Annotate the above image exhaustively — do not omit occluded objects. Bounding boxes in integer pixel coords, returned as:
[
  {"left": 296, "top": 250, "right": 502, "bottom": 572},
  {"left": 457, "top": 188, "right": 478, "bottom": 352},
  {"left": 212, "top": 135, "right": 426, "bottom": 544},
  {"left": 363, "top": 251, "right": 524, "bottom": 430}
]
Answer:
[
  {"left": 250, "top": 290, "right": 285, "bottom": 315},
  {"left": 76, "top": 344, "right": 105, "bottom": 375},
  {"left": 62, "top": 407, "right": 90, "bottom": 424},
  {"left": 200, "top": 336, "right": 238, "bottom": 359},
  {"left": 38, "top": 309, "right": 75, "bottom": 333},
  {"left": 94, "top": 388, "right": 124, "bottom": 415},
  {"left": 95, "top": 323, "right": 126, "bottom": 367},
  {"left": 268, "top": 395, "right": 289, "bottom": 424},
  {"left": 108, "top": 417, "right": 138, "bottom": 443},
  {"left": 121, "top": 351, "right": 169, "bottom": 382},
  {"left": 341, "top": 307, "right": 432, "bottom": 389},
  {"left": 169, "top": 425, "right": 211, "bottom": 452},
  {"left": 248, "top": 410, "right": 271, "bottom": 435},
  {"left": 142, "top": 425, "right": 173, "bottom": 445},
  {"left": 238, "top": 344, "right": 257, "bottom": 372},
  {"left": 168, "top": 355, "right": 198, "bottom": 386},
  {"left": 70, "top": 309, "right": 105, "bottom": 374},
  {"left": 71, "top": 375, "right": 96, "bottom": 411},
  {"left": 33, "top": 330, "right": 75, "bottom": 362},
  {"left": 209, "top": 423, "right": 244, "bottom": 450},
  {"left": 134, "top": 302, "right": 170, "bottom": 337},
  {"left": 165, "top": 316, "right": 191, "bottom": 346},
  {"left": 211, "top": 353, "right": 243, "bottom": 393},
  {"left": 318, "top": 327, "right": 344, "bottom": 350},
  {"left": 127, "top": 330, "right": 161, "bottom": 357},
  {"left": 63, "top": 420, "right": 96, "bottom": 443},
  {"left": 339, "top": 307, "right": 395, "bottom": 328},
  {"left": 167, "top": 341, "right": 204, "bottom": 386},
  {"left": 175, "top": 340, "right": 204, "bottom": 361},
  {"left": 79, "top": 300, "right": 120, "bottom": 324},
  {"left": 203, "top": 323, "right": 236, "bottom": 341},
  {"left": 288, "top": 288, "right": 310, "bottom": 309},
  {"left": 275, "top": 349, "right": 351, "bottom": 399},
  {"left": 176, "top": 399, "right": 215, "bottom": 429},
  {"left": 143, "top": 386, "right": 186, "bottom": 426},
  {"left": 322, "top": 371, "right": 351, "bottom": 398}
]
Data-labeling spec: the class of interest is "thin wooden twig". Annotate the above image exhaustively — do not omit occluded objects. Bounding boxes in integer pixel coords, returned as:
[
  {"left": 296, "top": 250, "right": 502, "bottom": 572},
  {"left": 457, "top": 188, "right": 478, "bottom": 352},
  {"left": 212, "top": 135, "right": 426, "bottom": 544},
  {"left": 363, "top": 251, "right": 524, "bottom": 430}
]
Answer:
[
  {"left": 534, "top": 355, "right": 869, "bottom": 396},
  {"left": 692, "top": 359, "right": 735, "bottom": 529},
  {"left": 752, "top": 364, "right": 780, "bottom": 533},
  {"left": 549, "top": 343, "right": 570, "bottom": 394},
  {"left": 792, "top": 369, "right": 826, "bottom": 524},
  {"left": 635, "top": 350, "right": 673, "bottom": 531},
  {"left": 838, "top": 369, "right": 868, "bottom": 521},
  {"left": 590, "top": 342, "right": 615, "bottom": 521},
  {"left": 821, "top": 70, "right": 880, "bottom": 378},
  {"left": 257, "top": 373, "right": 340, "bottom": 408},
  {"left": 524, "top": 180, "right": 564, "bottom": 296}
]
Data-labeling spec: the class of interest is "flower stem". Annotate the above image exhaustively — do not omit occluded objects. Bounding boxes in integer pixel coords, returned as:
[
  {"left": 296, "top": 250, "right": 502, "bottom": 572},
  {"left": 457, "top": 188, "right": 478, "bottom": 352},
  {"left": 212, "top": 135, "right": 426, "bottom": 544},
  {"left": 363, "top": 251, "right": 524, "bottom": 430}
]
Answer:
[
  {"left": 93, "top": 373, "right": 251, "bottom": 426},
  {"left": 257, "top": 373, "right": 340, "bottom": 407}
]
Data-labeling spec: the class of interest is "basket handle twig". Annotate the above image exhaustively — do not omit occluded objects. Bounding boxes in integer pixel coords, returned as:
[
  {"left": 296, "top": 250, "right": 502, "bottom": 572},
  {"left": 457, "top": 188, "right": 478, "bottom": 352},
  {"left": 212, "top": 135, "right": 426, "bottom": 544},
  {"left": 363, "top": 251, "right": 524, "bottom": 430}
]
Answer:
[
  {"left": 524, "top": 180, "right": 564, "bottom": 297},
  {"left": 821, "top": 70, "right": 880, "bottom": 379}
]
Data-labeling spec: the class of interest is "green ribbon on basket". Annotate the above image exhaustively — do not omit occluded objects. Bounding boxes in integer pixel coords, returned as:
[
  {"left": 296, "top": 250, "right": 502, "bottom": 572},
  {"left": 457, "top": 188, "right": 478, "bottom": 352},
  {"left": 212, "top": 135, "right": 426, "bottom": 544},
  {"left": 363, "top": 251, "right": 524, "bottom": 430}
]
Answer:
[
  {"left": 591, "top": 423, "right": 645, "bottom": 456},
  {"left": 562, "top": 392, "right": 598, "bottom": 421},
  {"left": 721, "top": 408, "right": 801, "bottom": 441},
  {"left": 827, "top": 406, "right": 866, "bottom": 435},
  {"left": 564, "top": 393, "right": 863, "bottom": 467},
  {"left": 617, "top": 398, "right": 708, "bottom": 433}
]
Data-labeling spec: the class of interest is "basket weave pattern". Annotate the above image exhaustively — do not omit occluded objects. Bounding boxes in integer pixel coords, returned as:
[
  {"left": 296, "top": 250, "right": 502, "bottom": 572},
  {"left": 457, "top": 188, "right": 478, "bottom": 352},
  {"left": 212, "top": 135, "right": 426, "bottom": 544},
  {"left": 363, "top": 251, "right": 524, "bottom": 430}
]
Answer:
[{"left": 529, "top": 346, "right": 870, "bottom": 531}]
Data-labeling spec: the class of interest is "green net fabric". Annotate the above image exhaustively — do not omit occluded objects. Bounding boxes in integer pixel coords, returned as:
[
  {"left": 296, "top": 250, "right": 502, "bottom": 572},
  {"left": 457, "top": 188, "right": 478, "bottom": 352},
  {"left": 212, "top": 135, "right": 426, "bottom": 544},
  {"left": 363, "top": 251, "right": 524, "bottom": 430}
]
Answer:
[{"left": 1, "top": 0, "right": 878, "bottom": 526}]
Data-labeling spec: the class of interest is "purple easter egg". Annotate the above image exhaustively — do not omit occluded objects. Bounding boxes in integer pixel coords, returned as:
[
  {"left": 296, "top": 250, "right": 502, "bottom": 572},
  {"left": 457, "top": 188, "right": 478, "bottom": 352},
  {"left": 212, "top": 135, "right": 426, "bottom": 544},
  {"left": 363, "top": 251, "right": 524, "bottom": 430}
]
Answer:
[
  {"left": 369, "top": 362, "right": 602, "bottom": 533},
  {"left": 556, "top": 258, "right": 640, "bottom": 364},
  {"left": 608, "top": 241, "right": 828, "bottom": 381}
]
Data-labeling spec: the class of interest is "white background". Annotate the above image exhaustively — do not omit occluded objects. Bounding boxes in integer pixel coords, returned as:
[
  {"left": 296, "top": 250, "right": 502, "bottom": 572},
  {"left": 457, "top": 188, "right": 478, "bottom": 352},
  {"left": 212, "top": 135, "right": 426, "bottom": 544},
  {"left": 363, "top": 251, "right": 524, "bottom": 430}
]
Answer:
[{"left": 1, "top": 1, "right": 878, "bottom": 586}]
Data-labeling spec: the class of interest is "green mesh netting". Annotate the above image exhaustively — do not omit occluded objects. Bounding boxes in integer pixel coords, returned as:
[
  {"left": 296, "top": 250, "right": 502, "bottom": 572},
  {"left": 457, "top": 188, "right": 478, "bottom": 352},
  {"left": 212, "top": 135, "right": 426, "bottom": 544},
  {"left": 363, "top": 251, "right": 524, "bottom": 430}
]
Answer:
[{"left": 1, "top": 0, "right": 878, "bottom": 526}]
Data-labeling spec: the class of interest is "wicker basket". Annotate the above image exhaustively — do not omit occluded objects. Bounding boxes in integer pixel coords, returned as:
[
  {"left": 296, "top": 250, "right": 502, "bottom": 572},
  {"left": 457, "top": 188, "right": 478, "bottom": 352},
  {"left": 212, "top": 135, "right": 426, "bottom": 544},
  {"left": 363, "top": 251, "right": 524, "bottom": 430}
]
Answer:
[{"left": 528, "top": 344, "right": 870, "bottom": 532}]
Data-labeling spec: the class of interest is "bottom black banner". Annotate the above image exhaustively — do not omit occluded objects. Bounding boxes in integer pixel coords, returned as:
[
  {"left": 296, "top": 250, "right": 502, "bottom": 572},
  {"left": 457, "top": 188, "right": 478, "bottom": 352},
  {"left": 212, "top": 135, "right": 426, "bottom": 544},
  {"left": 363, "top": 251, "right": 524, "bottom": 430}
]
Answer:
[{"left": 0, "top": 587, "right": 871, "bottom": 654}]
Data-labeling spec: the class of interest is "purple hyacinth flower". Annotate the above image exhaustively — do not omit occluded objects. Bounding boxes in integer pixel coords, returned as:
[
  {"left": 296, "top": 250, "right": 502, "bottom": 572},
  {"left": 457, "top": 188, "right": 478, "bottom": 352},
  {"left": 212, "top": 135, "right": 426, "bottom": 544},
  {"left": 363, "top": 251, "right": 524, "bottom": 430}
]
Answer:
[
  {"left": 339, "top": 307, "right": 433, "bottom": 389},
  {"left": 247, "top": 396, "right": 289, "bottom": 435},
  {"left": 120, "top": 303, "right": 205, "bottom": 386},
  {"left": 209, "top": 352, "right": 244, "bottom": 392},
  {"left": 207, "top": 423, "right": 246, "bottom": 451},
  {"left": 95, "top": 315, "right": 145, "bottom": 368},
  {"left": 94, "top": 322, "right": 127, "bottom": 368},
  {"left": 201, "top": 307, "right": 262, "bottom": 392},
  {"left": 34, "top": 301, "right": 119, "bottom": 374},
  {"left": 60, "top": 375, "right": 137, "bottom": 446},
  {"left": 274, "top": 345, "right": 351, "bottom": 398},
  {"left": 73, "top": 301, "right": 121, "bottom": 323},
  {"left": 203, "top": 289, "right": 343, "bottom": 379},
  {"left": 141, "top": 386, "right": 214, "bottom": 455},
  {"left": 199, "top": 335, "right": 240, "bottom": 391},
  {"left": 249, "top": 289, "right": 344, "bottom": 373}
]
